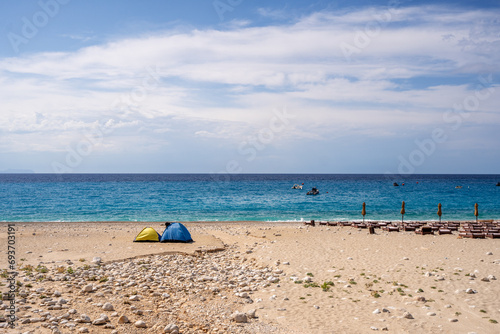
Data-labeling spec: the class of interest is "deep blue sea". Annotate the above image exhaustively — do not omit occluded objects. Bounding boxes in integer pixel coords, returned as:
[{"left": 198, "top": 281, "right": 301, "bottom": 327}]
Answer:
[{"left": 0, "top": 174, "right": 499, "bottom": 222}]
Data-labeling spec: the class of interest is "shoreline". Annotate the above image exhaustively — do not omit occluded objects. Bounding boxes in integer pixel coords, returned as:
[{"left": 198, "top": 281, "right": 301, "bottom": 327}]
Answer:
[{"left": 1, "top": 218, "right": 498, "bottom": 224}]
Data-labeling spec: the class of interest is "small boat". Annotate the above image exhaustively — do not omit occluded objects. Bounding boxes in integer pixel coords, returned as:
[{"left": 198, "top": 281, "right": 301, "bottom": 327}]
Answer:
[
  {"left": 496, "top": 182, "right": 500, "bottom": 186},
  {"left": 393, "top": 182, "right": 399, "bottom": 186},
  {"left": 292, "top": 184, "right": 303, "bottom": 189},
  {"left": 306, "top": 187, "right": 320, "bottom": 195},
  {"left": 455, "top": 186, "right": 462, "bottom": 189}
]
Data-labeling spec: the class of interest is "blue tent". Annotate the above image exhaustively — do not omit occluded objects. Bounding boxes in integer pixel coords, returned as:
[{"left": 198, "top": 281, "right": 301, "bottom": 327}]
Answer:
[{"left": 160, "top": 222, "right": 193, "bottom": 243}]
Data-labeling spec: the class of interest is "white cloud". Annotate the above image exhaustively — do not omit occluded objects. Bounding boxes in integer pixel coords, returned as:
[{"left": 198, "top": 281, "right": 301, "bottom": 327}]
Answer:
[{"left": 0, "top": 5, "right": 499, "bottom": 169}]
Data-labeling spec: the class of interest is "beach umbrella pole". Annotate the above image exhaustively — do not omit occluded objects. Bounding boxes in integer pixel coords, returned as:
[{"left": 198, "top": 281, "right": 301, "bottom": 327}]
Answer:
[
  {"left": 400, "top": 201, "right": 405, "bottom": 226},
  {"left": 474, "top": 203, "right": 479, "bottom": 223},
  {"left": 437, "top": 203, "right": 442, "bottom": 224}
]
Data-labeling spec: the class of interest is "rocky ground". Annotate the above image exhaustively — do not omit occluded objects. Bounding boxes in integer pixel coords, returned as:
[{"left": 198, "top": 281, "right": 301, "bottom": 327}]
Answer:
[{"left": 1, "top": 245, "right": 291, "bottom": 334}]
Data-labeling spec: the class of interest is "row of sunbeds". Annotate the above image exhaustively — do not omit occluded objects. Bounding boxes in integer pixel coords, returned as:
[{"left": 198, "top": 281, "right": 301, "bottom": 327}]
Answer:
[{"left": 304, "top": 220, "right": 500, "bottom": 239}]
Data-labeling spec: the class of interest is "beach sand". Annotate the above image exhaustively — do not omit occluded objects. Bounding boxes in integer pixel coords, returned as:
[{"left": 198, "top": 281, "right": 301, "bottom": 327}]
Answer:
[{"left": 1, "top": 221, "right": 500, "bottom": 333}]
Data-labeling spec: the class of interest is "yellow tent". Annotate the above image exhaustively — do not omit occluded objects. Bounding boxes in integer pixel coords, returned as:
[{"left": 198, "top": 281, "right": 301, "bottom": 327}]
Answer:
[{"left": 134, "top": 227, "right": 161, "bottom": 242}]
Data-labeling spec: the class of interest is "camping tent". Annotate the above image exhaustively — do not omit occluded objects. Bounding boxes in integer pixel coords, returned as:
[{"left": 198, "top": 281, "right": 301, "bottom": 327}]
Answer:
[
  {"left": 160, "top": 222, "right": 193, "bottom": 243},
  {"left": 134, "top": 227, "right": 161, "bottom": 242}
]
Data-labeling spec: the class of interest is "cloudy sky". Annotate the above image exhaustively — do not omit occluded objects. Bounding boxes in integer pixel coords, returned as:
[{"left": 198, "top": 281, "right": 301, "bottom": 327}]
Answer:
[{"left": 0, "top": 0, "right": 499, "bottom": 174}]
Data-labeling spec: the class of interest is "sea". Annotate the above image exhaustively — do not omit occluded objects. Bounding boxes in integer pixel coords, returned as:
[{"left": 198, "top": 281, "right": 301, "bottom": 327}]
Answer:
[{"left": 0, "top": 174, "right": 499, "bottom": 223}]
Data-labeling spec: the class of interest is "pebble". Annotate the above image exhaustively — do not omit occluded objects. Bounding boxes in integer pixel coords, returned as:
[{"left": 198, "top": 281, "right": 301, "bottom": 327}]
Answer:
[
  {"left": 135, "top": 320, "right": 147, "bottom": 328},
  {"left": 117, "top": 315, "right": 129, "bottom": 324},
  {"left": 92, "top": 317, "right": 107, "bottom": 325},
  {"left": 164, "top": 323, "right": 180, "bottom": 333},
  {"left": 82, "top": 284, "right": 93, "bottom": 293},
  {"left": 102, "top": 302, "right": 114, "bottom": 311},
  {"left": 268, "top": 276, "right": 279, "bottom": 283},
  {"left": 246, "top": 309, "right": 257, "bottom": 318},
  {"left": 231, "top": 312, "right": 248, "bottom": 323},
  {"left": 402, "top": 312, "right": 414, "bottom": 319},
  {"left": 80, "top": 314, "right": 91, "bottom": 323}
]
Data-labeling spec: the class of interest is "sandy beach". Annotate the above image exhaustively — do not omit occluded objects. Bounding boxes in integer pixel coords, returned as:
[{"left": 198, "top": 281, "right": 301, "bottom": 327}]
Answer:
[{"left": 1, "top": 221, "right": 500, "bottom": 333}]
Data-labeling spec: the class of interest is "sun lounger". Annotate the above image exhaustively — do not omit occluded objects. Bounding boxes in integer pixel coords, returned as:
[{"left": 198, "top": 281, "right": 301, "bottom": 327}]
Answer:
[
  {"left": 468, "top": 229, "right": 485, "bottom": 234},
  {"left": 304, "top": 220, "right": 315, "bottom": 227},
  {"left": 383, "top": 226, "right": 399, "bottom": 232},
  {"left": 416, "top": 226, "right": 434, "bottom": 235},
  {"left": 459, "top": 232, "right": 485, "bottom": 238}
]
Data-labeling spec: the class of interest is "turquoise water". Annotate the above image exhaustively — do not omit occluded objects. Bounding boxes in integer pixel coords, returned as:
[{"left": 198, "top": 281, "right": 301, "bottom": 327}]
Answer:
[{"left": 0, "top": 174, "right": 499, "bottom": 222}]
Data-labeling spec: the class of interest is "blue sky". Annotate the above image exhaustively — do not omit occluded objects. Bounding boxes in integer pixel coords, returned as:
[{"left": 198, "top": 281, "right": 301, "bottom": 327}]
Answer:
[{"left": 0, "top": 0, "right": 499, "bottom": 174}]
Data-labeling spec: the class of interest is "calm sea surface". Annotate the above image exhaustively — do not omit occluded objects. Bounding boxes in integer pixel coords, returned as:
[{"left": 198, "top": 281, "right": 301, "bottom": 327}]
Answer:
[{"left": 0, "top": 174, "right": 499, "bottom": 222}]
